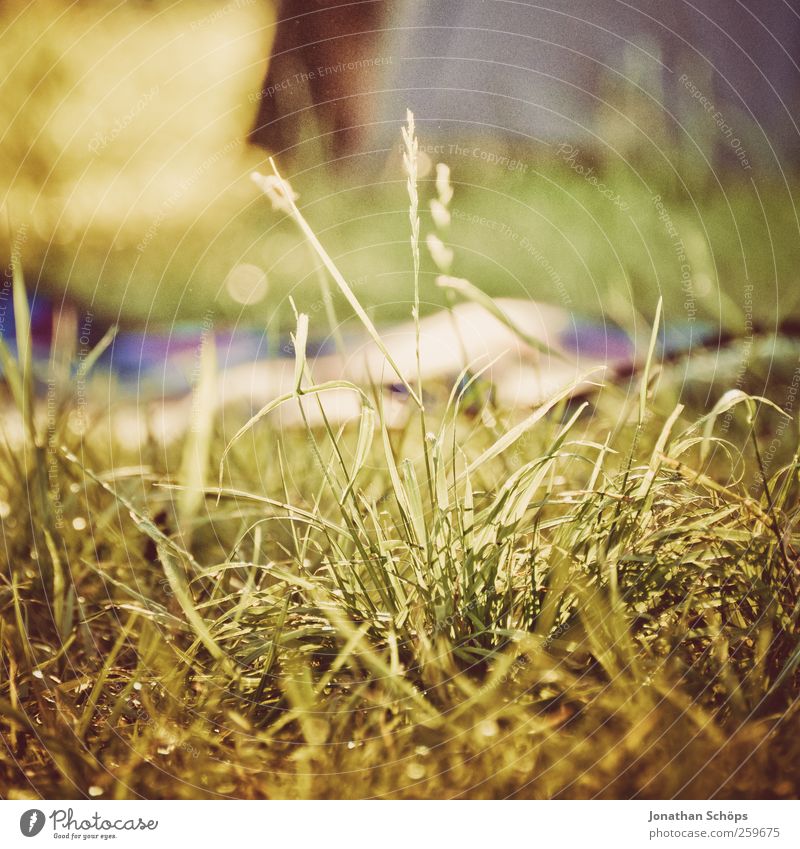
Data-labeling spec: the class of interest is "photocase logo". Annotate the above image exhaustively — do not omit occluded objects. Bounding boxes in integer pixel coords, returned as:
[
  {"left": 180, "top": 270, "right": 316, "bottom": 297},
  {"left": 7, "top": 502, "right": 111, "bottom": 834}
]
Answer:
[
  {"left": 19, "top": 809, "right": 46, "bottom": 837},
  {"left": 14, "top": 808, "right": 159, "bottom": 838}
]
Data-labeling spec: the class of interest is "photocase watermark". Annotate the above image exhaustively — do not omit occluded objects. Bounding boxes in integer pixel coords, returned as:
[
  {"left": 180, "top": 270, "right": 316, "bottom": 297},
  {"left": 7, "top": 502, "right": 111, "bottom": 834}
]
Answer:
[
  {"left": 72, "top": 312, "right": 95, "bottom": 437},
  {"left": 719, "top": 281, "right": 756, "bottom": 438},
  {"left": 284, "top": 274, "right": 370, "bottom": 340},
  {"left": 46, "top": 376, "right": 65, "bottom": 530},
  {"left": 19, "top": 809, "right": 46, "bottom": 837},
  {"left": 128, "top": 699, "right": 201, "bottom": 760},
  {"left": 137, "top": 138, "right": 242, "bottom": 253},
  {"left": 407, "top": 142, "right": 528, "bottom": 175},
  {"left": 250, "top": 56, "right": 393, "bottom": 103},
  {"left": 87, "top": 85, "right": 159, "bottom": 155},
  {"left": 190, "top": 0, "right": 256, "bottom": 31},
  {"left": 188, "top": 309, "right": 216, "bottom": 435},
  {"left": 0, "top": 278, "right": 10, "bottom": 337},
  {"left": 451, "top": 207, "right": 573, "bottom": 308},
  {"left": 1, "top": 221, "right": 27, "bottom": 336},
  {"left": 651, "top": 194, "right": 697, "bottom": 322},
  {"left": 749, "top": 357, "right": 800, "bottom": 495},
  {"left": 556, "top": 144, "right": 630, "bottom": 211},
  {"left": 679, "top": 73, "right": 752, "bottom": 170},
  {"left": 19, "top": 807, "right": 158, "bottom": 837}
]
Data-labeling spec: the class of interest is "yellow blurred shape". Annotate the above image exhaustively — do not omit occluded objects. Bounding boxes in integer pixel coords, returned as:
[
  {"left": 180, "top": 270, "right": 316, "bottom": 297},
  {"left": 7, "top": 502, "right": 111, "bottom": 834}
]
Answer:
[{"left": 0, "top": 0, "right": 277, "bottom": 318}]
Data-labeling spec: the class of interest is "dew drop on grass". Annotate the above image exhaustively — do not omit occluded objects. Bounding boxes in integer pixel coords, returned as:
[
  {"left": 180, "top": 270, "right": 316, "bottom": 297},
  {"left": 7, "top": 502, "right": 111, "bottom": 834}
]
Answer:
[{"left": 72, "top": 517, "right": 87, "bottom": 531}]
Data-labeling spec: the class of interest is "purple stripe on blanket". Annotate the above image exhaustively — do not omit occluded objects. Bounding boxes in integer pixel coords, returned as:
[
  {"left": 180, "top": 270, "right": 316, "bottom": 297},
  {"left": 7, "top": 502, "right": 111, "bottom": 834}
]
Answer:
[
  {"left": 557, "top": 319, "right": 717, "bottom": 363},
  {"left": 557, "top": 321, "right": 635, "bottom": 362}
]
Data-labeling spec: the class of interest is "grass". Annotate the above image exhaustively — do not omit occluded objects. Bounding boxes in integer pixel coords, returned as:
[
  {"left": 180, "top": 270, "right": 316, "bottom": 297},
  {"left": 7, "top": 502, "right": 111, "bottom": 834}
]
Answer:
[
  {"left": 1, "top": 130, "right": 800, "bottom": 799},
  {"left": 31, "top": 143, "right": 800, "bottom": 337},
  {"left": 286, "top": 159, "right": 800, "bottom": 333}
]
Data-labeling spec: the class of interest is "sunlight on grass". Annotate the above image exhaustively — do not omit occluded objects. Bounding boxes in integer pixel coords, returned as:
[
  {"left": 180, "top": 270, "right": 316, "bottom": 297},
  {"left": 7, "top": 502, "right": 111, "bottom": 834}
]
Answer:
[{"left": 1, "top": 121, "right": 799, "bottom": 800}]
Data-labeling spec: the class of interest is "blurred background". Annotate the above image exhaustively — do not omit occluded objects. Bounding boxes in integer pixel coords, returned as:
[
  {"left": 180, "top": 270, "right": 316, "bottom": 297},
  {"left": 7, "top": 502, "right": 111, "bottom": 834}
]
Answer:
[{"left": 1, "top": 0, "right": 799, "bottom": 341}]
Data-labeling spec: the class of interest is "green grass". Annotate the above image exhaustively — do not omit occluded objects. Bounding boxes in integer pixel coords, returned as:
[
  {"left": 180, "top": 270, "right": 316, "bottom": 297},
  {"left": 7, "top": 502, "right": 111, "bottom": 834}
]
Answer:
[
  {"left": 294, "top": 162, "right": 800, "bottom": 333},
  {"left": 35, "top": 148, "right": 800, "bottom": 337},
  {"left": 2, "top": 139, "right": 800, "bottom": 800}
]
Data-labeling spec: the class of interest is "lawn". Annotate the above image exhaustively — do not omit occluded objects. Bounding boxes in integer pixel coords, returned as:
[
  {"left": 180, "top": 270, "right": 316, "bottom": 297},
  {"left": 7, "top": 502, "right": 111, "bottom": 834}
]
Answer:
[
  {"left": 1, "top": 127, "right": 799, "bottom": 799},
  {"left": 34, "top": 142, "right": 800, "bottom": 339}
]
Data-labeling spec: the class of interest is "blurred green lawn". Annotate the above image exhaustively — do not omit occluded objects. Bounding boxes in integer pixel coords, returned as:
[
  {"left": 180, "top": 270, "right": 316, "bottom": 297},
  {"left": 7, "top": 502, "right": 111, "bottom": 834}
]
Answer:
[
  {"left": 294, "top": 161, "right": 799, "bottom": 334},
  {"left": 44, "top": 155, "right": 800, "bottom": 338}
]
